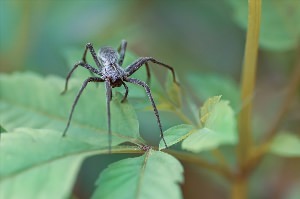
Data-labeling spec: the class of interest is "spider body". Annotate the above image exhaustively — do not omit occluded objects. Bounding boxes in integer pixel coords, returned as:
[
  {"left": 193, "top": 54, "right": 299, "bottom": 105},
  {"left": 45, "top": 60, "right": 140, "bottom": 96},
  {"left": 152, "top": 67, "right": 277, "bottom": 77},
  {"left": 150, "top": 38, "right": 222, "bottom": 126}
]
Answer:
[
  {"left": 100, "top": 59, "right": 126, "bottom": 86},
  {"left": 62, "top": 40, "right": 179, "bottom": 151}
]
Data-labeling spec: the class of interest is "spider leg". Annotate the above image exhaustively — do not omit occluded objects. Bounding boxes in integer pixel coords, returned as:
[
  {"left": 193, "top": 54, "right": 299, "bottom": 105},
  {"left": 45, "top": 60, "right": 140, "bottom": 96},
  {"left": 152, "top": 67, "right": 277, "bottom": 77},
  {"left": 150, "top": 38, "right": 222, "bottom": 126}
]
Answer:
[
  {"left": 125, "top": 77, "right": 168, "bottom": 148},
  {"left": 62, "top": 77, "right": 104, "bottom": 137},
  {"left": 82, "top": 43, "right": 102, "bottom": 69},
  {"left": 117, "top": 40, "right": 127, "bottom": 66},
  {"left": 125, "top": 57, "right": 179, "bottom": 85},
  {"left": 61, "top": 64, "right": 79, "bottom": 95},
  {"left": 61, "top": 61, "right": 101, "bottom": 95},
  {"left": 121, "top": 81, "right": 129, "bottom": 103},
  {"left": 80, "top": 43, "right": 97, "bottom": 79},
  {"left": 117, "top": 40, "right": 150, "bottom": 84},
  {"left": 145, "top": 62, "right": 151, "bottom": 85},
  {"left": 105, "top": 80, "right": 112, "bottom": 152}
]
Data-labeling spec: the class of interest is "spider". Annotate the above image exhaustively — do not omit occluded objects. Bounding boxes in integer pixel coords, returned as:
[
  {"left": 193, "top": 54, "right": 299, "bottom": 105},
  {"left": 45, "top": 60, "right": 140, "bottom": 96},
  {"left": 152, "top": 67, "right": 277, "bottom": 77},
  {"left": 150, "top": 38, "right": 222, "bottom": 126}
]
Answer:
[{"left": 61, "top": 40, "right": 179, "bottom": 151}]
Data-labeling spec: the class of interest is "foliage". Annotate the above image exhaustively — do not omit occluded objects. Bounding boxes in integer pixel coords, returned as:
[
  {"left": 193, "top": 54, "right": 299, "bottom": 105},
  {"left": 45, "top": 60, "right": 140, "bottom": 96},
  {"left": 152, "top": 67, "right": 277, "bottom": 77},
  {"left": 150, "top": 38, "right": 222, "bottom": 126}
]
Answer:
[
  {"left": 269, "top": 133, "right": 300, "bottom": 157},
  {"left": 182, "top": 96, "right": 237, "bottom": 152},
  {"left": 0, "top": 128, "right": 94, "bottom": 199},
  {"left": 0, "top": 72, "right": 141, "bottom": 146},
  {"left": 1, "top": 66, "right": 298, "bottom": 198},
  {"left": 0, "top": 70, "right": 187, "bottom": 199},
  {"left": 1, "top": 1, "right": 300, "bottom": 198},
  {"left": 92, "top": 150, "right": 183, "bottom": 199}
]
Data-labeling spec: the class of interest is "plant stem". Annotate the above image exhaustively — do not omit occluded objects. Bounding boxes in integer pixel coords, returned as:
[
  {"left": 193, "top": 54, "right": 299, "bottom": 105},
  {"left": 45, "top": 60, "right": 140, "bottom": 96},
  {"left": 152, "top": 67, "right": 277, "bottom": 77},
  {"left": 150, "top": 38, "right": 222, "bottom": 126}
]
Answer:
[
  {"left": 235, "top": 0, "right": 261, "bottom": 198},
  {"left": 231, "top": 177, "right": 247, "bottom": 199},
  {"left": 243, "top": 47, "right": 300, "bottom": 177},
  {"left": 237, "top": 0, "right": 261, "bottom": 167}
]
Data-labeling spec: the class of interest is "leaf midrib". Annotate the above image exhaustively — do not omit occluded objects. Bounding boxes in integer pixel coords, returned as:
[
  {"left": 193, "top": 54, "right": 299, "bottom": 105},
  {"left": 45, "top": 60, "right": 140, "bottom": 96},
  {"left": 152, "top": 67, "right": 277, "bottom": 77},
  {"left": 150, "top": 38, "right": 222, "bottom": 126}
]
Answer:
[{"left": 135, "top": 150, "right": 151, "bottom": 199}]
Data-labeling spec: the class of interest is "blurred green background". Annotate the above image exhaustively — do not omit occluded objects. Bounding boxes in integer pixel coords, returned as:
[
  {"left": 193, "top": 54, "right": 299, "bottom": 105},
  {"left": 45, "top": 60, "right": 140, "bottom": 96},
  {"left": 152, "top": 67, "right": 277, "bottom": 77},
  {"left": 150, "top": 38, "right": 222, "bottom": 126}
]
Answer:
[{"left": 1, "top": 0, "right": 299, "bottom": 199}]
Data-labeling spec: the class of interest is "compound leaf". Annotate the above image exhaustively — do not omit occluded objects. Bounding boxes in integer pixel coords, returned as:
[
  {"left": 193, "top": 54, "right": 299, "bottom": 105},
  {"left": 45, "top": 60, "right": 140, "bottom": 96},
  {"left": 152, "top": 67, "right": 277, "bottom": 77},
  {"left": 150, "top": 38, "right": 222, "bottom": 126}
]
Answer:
[
  {"left": 92, "top": 150, "right": 183, "bottom": 199},
  {"left": 0, "top": 72, "right": 141, "bottom": 146},
  {"left": 269, "top": 133, "right": 300, "bottom": 157},
  {"left": 182, "top": 96, "right": 237, "bottom": 153}
]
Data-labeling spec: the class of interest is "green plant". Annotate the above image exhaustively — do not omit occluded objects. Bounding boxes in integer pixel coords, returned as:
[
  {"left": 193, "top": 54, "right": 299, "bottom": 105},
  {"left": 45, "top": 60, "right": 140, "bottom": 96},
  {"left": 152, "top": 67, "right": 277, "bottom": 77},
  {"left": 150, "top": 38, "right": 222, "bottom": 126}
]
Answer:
[{"left": 1, "top": 1, "right": 300, "bottom": 199}]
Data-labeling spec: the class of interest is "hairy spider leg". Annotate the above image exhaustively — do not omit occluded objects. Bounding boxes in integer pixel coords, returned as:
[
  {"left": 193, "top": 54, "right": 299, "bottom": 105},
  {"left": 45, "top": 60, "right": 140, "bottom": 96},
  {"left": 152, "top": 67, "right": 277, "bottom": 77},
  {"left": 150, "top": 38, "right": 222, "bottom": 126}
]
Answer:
[
  {"left": 62, "top": 77, "right": 104, "bottom": 137},
  {"left": 61, "top": 62, "right": 101, "bottom": 95},
  {"left": 145, "top": 62, "right": 151, "bottom": 85},
  {"left": 81, "top": 43, "right": 103, "bottom": 81},
  {"left": 125, "top": 77, "right": 168, "bottom": 148},
  {"left": 117, "top": 40, "right": 127, "bottom": 66},
  {"left": 105, "top": 81, "right": 128, "bottom": 151},
  {"left": 125, "top": 57, "right": 179, "bottom": 86},
  {"left": 121, "top": 81, "right": 129, "bottom": 103},
  {"left": 82, "top": 43, "right": 102, "bottom": 69},
  {"left": 105, "top": 80, "right": 112, "bottom": 152},
  {"left": 117, "top": 40, "right": 151, "bottom": 85}
]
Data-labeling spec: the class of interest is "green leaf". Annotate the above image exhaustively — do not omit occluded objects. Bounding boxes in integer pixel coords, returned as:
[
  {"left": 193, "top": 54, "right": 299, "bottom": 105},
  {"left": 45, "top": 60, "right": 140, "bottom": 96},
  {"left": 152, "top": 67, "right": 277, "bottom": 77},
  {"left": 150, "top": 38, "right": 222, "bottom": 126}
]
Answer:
[
  {"left": 0, "top": 72, "right": 141, "bottom": 146},
  {"left": 182, "top": 128, "right": 233, "bottom": 152},
  {"left": 269, "top": 133, "right": 300, "bottom": 157},
  {"left": 92, "top": 150, "right": 183, "bottom": 199},
  {"left": 187, "top": 73, "right": 240, "bottom": 111},
  {"left": 0, "top": 128, "right": 106, "bottom": 199},
  {"left": 159, "top": 124, "right": 194, "bottom": 150},
  {"left": 200, "top": 95, "right": 222, "bottom": 124},
  {"left": 227, "top": 0, "right": 300, "bottom": 51},
  {"left": 182, "top": 97, "right": 237, "bottom": 152}
]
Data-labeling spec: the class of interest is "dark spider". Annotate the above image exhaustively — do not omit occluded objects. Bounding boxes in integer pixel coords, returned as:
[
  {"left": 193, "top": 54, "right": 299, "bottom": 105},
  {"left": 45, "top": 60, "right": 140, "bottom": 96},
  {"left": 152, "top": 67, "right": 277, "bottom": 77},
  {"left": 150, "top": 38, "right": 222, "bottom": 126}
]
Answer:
[{"left": 61, "top": 40, "right": 179, "bottom": 151}]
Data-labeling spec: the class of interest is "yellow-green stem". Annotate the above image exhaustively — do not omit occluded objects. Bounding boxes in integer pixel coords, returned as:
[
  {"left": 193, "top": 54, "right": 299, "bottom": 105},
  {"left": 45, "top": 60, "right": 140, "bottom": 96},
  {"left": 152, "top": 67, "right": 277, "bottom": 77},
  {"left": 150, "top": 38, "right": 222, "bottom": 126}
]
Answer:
[
  {"left": 237, "top": 0, "right": 261, "bottom": 168},
  {"left": 243, "top": 47, "right": 300, "bottom": 177},
  {"left": 235, "top": 0, "right": 261, "bottom": 198},
  {"left": 231, "top": 177, "right": 248, "bottom": 199}
]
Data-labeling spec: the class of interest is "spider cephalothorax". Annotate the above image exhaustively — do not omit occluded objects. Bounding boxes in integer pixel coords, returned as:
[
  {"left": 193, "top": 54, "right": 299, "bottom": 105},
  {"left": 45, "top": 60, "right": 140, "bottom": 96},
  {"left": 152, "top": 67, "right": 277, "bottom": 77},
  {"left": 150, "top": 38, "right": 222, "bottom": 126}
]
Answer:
[{"left": 61, "top": 40, "right": 179, "bottom": 151}]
